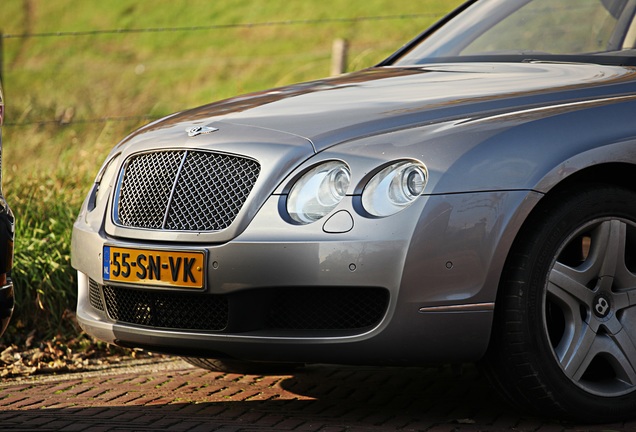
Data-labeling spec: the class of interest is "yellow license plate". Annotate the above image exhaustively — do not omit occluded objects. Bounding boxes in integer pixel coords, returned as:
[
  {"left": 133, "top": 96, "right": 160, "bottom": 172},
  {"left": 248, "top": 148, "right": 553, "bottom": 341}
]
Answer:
[{"left": 103, "top": 246, "right": 205, "bottom": 289}]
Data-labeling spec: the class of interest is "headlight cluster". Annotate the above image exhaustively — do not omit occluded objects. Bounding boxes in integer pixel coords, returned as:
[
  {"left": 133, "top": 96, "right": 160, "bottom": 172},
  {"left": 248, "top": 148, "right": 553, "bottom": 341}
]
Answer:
[
  {"left": 286, "top": 159, "right": 427, "bottom": 224},
  {"left": 287, "top": 161, "right": 351, "bottom": 224},
  {"left": 361, "top": 161, "right": 427, "bottom": 217}
]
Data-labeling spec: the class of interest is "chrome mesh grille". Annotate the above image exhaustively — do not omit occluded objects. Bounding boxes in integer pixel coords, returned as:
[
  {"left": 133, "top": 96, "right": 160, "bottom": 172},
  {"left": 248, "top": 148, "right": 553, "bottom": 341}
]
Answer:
[
  {"left": 117, "top": 151, "right": 184, "bottom": 229},
  {"left": 115, "top": 150, "right": 260, "bottom": 231}
]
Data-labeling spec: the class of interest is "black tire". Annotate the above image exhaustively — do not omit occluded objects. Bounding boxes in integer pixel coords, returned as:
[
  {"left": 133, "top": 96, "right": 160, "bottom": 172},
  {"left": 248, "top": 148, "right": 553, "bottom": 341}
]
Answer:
[
  {"left": 182, "top": 357, "right": 301, "bottom": 375},
  {"left": 484, "top": 184, "right": 636, "bottom": 422}
]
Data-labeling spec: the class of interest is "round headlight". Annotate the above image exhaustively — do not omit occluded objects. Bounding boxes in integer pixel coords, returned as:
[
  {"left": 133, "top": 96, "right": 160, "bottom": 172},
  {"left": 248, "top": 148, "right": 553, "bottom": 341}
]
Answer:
[
  {"left": 287, "top": 161, "right": 351, "bottom": 224},
  {"left": 362, "top": 160, "right": 427, "bottom": 217}
]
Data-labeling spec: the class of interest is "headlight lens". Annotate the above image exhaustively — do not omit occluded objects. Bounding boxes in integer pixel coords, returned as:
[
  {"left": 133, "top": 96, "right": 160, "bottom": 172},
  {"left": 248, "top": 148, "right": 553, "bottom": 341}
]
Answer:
[
  {"left": 287, "top": 161, "right": 351, "bottom": 224},
  {"left": 362, "top": 160, "right": 427, "bottom": 217},
  {"left": 94, "top": 154, "right": 121, "bottom": 205}
]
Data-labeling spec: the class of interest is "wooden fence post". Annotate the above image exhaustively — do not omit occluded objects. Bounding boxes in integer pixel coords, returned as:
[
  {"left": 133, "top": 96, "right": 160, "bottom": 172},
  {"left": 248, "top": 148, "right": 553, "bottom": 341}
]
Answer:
[
  {"left": 0, "top": 31, "right": 4, "bottom": 89},
  {"left": 331, "top": 39, "right": 348, "bottom": 76}
]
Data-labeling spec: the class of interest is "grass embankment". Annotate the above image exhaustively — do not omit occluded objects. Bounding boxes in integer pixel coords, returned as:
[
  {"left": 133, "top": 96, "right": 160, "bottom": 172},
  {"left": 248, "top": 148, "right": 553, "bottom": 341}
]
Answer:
[{"left": 0, "top": 0, "right": 461, "bottom": 346}]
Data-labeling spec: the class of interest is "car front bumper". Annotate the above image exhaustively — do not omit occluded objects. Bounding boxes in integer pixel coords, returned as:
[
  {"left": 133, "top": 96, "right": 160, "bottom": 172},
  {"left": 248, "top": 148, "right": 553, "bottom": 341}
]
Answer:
[{"left": 72, "top": 190, "right": 541, "bottom": 365}]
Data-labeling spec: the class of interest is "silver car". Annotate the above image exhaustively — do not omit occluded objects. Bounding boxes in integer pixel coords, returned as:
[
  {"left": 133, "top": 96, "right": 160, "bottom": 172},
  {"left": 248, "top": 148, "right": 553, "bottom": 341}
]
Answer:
[{"left": 72, "top": 0, "right": 636, "bottom": 422}]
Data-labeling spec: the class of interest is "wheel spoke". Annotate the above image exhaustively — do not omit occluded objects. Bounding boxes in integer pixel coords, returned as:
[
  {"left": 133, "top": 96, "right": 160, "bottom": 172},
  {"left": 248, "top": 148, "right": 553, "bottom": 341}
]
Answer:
[
  {"left": 606, "top": 219, "right": 636, "bottom": 307},
  {"left": 605, "top": 330, "right": 636, "bottom": 385},
  {"left": 548, "top": 262, "right": 595, "bottom": 306},
  {"left": 613, "top": 281, "right": 636, "bottom": 311},
  {"left": 594, "top": 219, "right": 636, "bottom": 311},
  {"left": 588, "top": 220, "right": 624, "bottom": 279},
  {"left": 614, "top": 291, "right": 634, "bottom": 313},
  {"left": 558, "top": 322, "right": 597, "bottom": 381}
]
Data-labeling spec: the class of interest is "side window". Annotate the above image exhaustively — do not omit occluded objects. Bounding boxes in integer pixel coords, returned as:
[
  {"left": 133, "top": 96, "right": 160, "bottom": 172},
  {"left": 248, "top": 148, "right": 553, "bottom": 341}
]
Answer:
[{"left": 461, "top": 0, "right": 621, "bottom": 55}]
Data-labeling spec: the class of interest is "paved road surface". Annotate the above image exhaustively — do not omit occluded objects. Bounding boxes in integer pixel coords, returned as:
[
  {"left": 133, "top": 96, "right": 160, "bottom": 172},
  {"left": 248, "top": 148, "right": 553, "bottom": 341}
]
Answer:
[{"left": 0, "top": 357, "right": 631, "bottom": 431}]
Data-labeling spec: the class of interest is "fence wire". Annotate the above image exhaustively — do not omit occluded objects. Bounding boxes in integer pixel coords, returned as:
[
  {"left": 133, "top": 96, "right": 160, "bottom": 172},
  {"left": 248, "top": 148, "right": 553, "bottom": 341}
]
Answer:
[
  {"left": 1, "top": 13, "right": 445, "bottom": 127},
  {"left": 5, "top": 115, "right": 158, "bottom": 127},
  {"left": 1, "top": 13, "right": 444, "bottom": 39}
]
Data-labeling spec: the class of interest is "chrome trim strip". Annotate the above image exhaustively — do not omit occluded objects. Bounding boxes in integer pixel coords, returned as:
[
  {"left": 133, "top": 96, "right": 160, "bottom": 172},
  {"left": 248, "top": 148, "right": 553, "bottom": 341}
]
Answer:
[
  {"left": 463, "top": 95, "right": 636, "bottom": 125},
  {"left": 161, "top": 150, "right": 189, "bottom": 229},
  {"left": 418, "top": 302, "right": 495, "bottom": 313}
]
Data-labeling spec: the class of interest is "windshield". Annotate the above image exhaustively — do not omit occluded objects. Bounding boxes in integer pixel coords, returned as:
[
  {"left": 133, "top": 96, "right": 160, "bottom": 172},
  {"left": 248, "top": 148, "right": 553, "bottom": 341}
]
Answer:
[{"left": 393, "top": 0, "right": 636, "bottom": 66}]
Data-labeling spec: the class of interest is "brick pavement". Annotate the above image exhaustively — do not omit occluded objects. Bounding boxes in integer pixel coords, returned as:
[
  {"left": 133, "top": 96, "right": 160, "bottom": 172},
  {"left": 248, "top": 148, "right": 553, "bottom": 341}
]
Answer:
[{"left": 0, "top": 358, "right": 632, "bottom": 431}]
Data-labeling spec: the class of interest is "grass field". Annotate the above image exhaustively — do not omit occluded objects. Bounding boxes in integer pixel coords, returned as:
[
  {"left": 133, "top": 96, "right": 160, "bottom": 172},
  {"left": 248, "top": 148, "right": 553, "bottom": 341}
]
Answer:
[{"left": 0, "top": 0, "right": 462, "bottom": 343}]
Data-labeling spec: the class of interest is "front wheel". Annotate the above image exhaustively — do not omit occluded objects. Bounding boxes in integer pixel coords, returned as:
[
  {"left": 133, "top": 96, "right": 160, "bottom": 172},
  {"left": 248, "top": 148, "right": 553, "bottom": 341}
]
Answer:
[{"left": 484, "top": 185, "right": 636, "bottom": 422}]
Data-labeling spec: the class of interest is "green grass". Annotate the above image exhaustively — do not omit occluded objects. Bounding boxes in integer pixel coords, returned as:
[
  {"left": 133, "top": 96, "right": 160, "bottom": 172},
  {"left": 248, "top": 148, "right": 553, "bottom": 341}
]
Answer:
[{"left": 0, "top": 0, "right": 462, "bottom": 343}]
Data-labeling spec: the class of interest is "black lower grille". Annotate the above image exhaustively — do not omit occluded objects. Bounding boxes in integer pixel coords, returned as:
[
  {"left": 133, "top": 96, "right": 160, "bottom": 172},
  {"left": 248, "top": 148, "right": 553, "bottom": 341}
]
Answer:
[
  {"left": 88, "top": 279, "right": 105, "bottom": 311},
  {"left": 91, "top": 281, "right": 388, "bottom": 333},
  {"left": 102, "top": 285, "right": 229, "bottom": 331},
  {"left": 267, "top": 288, "right": 389, "bottom": 330}
]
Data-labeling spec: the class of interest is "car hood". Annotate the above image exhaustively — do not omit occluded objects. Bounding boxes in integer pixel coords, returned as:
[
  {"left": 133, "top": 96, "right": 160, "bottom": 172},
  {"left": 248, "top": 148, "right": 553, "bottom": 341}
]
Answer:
[{"left": 129, "top": 62, "right": 636, "bottom": 152}]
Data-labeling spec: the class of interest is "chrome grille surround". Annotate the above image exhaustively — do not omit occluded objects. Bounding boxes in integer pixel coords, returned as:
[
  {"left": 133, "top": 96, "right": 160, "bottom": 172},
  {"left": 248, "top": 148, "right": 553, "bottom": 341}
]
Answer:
[{"left": 114, "top": 150, "right": 260, "bottom": 232}]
